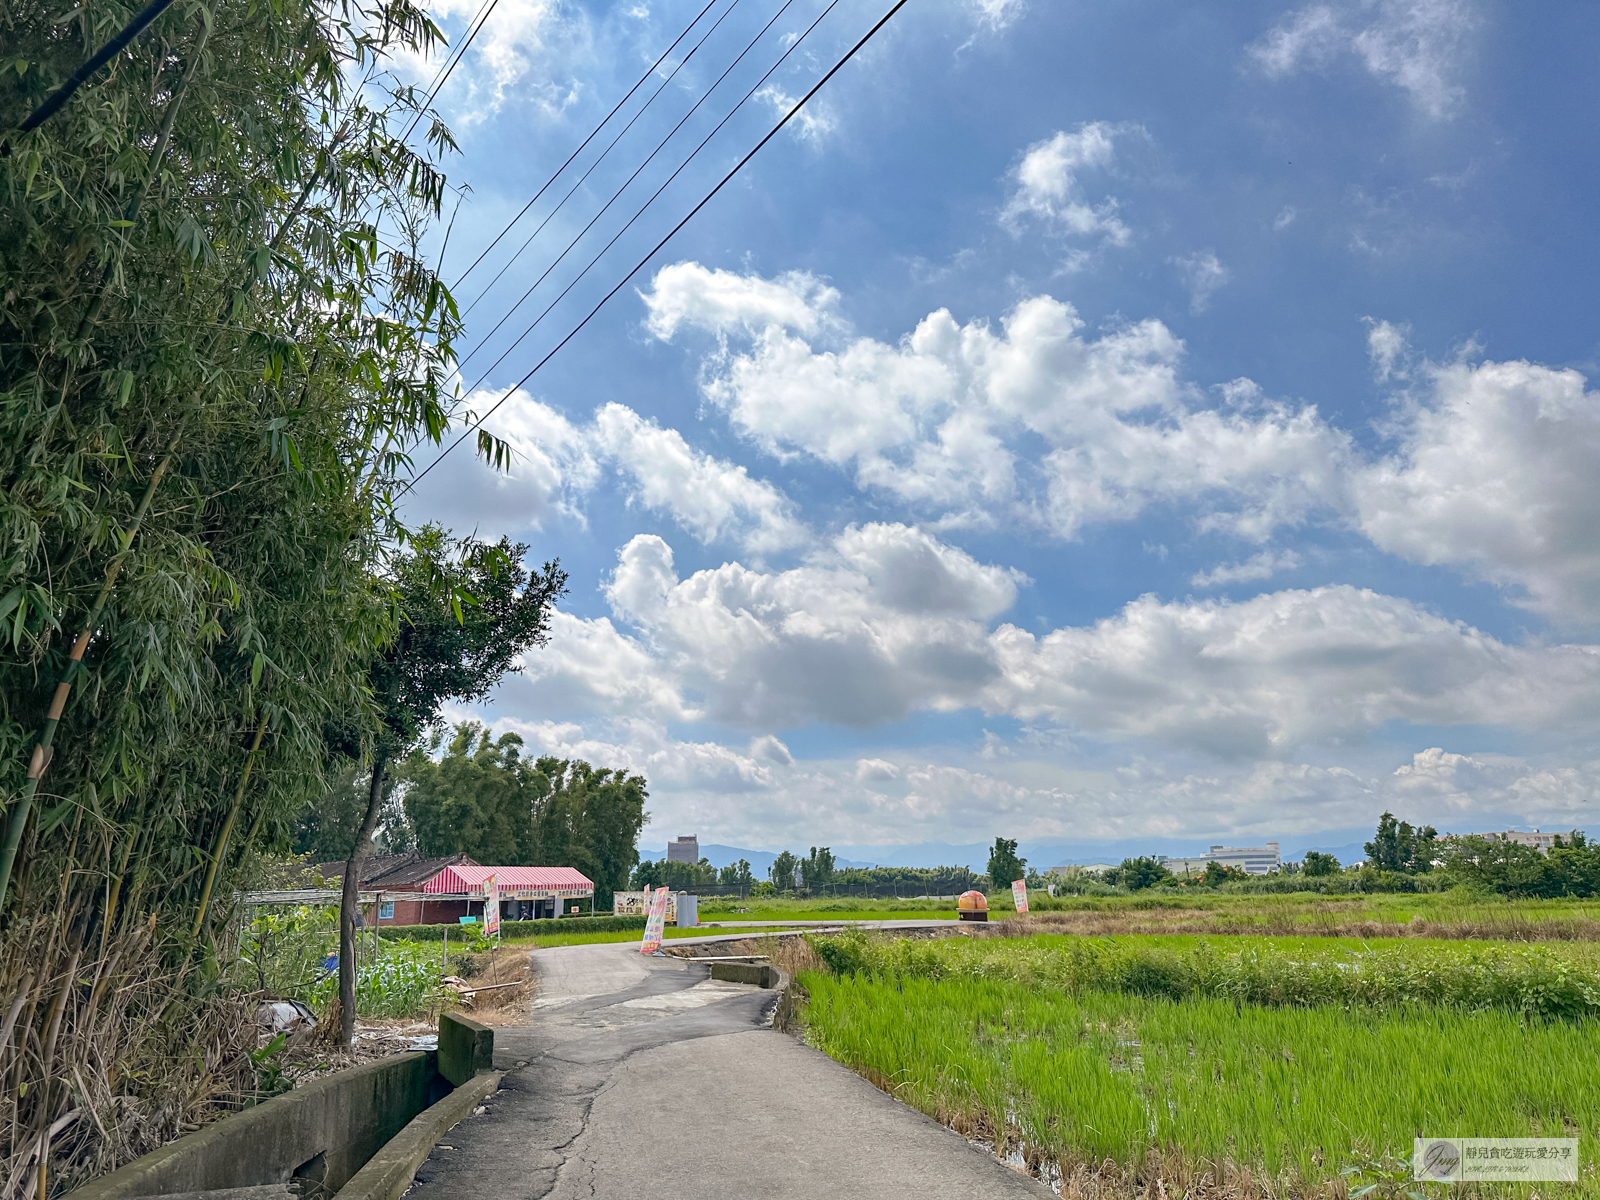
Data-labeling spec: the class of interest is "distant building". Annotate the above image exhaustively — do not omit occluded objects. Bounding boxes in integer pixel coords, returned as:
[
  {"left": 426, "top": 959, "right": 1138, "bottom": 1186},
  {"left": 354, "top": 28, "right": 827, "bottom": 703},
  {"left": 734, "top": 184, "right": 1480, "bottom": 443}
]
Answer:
[
  {"left": 1160, "top": 841, "right": 1281, "bottom": 877},
  {"left": 1478, "top": 829, "right": 1561, "bottom": 855},
  {"left": 667, "top": 835, "right": 700, "bottom": 864},
  {"left": 315, "top": 854, "right": 593, "bottom": 924}
]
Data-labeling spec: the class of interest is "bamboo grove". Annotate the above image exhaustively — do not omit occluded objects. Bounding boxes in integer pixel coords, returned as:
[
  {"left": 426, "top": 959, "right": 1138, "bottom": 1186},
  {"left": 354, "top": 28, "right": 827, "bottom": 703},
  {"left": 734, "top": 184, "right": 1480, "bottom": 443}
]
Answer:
[{"left": 0, "top": 0, "right": 486, "bottom": 1188}]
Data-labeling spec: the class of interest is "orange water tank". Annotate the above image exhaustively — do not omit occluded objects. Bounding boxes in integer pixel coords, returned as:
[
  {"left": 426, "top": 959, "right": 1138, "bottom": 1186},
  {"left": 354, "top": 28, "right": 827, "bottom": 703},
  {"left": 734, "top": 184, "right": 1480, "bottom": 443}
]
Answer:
[{"left": 957, "top": 889, "right": 989, "bottom": 922}]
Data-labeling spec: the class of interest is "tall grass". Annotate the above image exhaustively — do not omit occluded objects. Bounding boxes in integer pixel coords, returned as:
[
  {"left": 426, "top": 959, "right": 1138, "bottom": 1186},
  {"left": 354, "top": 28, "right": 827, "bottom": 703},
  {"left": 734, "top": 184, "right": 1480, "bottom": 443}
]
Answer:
[
  {"left": 800, "top": 970, "right": 1600, "bottom": 1193},
  {"left": 816, "top": 931, "right": 1600, "bottom": 1021}
]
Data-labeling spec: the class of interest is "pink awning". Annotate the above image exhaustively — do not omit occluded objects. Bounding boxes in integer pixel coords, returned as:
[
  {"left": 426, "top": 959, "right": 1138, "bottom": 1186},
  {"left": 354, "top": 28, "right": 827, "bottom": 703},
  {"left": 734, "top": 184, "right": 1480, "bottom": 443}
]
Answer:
[{"left": 421, "top": 864, "right": 594, "bottom": 898}]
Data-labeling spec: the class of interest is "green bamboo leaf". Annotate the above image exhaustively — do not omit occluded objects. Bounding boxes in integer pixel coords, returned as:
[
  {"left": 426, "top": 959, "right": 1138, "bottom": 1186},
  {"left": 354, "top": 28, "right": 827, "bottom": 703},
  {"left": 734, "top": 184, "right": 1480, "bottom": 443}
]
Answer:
[{"left": 251, "top": 652, "right": 264, "bottom": 688}]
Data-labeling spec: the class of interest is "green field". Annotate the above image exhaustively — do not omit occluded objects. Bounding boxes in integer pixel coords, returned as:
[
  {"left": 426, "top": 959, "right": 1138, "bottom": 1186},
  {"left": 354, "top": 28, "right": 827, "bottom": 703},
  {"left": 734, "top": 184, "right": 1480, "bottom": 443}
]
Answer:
[
  {"left": 796, "top": 930, "right": 1600, "bottom": 1196},
  {"left": 507, "top": 925, "right": 811, "bottom": 949}
]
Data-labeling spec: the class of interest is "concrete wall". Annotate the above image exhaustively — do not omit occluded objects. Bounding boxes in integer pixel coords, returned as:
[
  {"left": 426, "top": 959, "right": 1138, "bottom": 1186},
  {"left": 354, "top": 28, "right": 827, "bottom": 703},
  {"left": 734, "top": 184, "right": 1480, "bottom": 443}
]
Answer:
[
  {"left": 66, "top": 1052, "right": 444, "bottom": 1199},
  {"left": 437, "top": 1012, "right": 494, "bottom": 1087}
]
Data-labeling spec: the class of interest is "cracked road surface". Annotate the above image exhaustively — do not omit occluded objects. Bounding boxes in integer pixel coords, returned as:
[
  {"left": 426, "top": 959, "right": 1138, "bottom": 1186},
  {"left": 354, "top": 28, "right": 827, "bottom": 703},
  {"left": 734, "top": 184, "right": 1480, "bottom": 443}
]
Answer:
[{"left": 405, "top": 941, "right": 1051, "bottom": 1199}]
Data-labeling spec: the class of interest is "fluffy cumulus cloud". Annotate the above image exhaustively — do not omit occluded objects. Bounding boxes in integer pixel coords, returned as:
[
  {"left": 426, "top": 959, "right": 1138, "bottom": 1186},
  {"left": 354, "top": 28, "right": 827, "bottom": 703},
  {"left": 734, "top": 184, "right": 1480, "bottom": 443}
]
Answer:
[
  {"left": 1247, "top": 0, "right": 1479, "bottom": 118},
  {"left": 1352, "top": 332, "right": 1600, "bottom": 625},
  {"left": 525, "top": 520, "right": 1600, "bottom": 759},
  {"left": 1390, "top": 747, "right": 1600, "bottom": 820},
  {"left": 984, "top": 586, "right": 1600, "bottom": 758},
  {"left": 1001, "top": 123, "right": 1136, "bottom": 248},
  {"left": 407, "top": 386, "right": 806, "bottom": 554},
  {"left": 599, "top": 525, "right": 1025, "bottom": 728},
  {"left": 642, "top": 261, "right": 1352, "bottom": 540}
]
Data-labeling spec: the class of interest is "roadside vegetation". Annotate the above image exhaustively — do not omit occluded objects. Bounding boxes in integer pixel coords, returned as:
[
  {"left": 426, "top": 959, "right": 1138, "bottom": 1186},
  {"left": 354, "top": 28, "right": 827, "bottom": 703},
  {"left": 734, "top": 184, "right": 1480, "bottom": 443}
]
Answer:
[{"left": 797, "top": 928, "right": 1600, "bottom": 1196}]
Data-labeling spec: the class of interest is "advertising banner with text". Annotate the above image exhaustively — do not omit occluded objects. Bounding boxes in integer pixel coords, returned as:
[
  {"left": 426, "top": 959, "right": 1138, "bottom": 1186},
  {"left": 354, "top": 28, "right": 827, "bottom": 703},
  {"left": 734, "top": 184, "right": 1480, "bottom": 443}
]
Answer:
[
  {"left": 483, "top": 873, "right": 500, "bottom": 936},
  {"left": 1012, "top": 879, "right": 1028, "bottom": 913},
  {"left": 640, "top": 885, "right": 670, "bottom": 954}
]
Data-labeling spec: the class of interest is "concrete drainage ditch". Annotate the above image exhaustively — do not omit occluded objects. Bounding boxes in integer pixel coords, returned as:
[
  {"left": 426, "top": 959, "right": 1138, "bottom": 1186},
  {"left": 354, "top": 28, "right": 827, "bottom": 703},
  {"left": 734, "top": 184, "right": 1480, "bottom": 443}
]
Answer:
[{"left": 65, "top": 1012, "right": 501, "bottom": 1200}]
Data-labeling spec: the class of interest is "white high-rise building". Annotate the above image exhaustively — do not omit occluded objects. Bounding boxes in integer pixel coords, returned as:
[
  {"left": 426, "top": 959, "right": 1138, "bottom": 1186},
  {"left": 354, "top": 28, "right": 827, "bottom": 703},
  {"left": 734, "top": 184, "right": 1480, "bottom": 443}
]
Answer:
[
  {"left": 1161, "top": 841, "right": 1281, "bottom": 876},
  {"left": 667, "top": 835, "right": 700, "bottom": 864}
]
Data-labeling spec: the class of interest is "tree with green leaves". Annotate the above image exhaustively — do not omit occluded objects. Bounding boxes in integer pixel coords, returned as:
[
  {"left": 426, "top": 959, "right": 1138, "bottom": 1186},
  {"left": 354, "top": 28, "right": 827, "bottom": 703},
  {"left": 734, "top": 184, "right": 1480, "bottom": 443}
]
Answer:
[
  {"left": 1116, "top": 857, "right": 1173, "bottom": 891},
  {"left": 986, "top": 837, "right": 1026, "bottom": 889},
  {"left": 769, "top": 850, "right": 800, "bottom": 892},
  {"left": 396, "top": 723, "right": 540, "bottom": 864},
  {"left": 525, "top": 756, "right": 646, "bottom": 908},
  {"left": 1364, "top": 812, "right": 1438, "bottom": 874},
  {"left": 337, "top": 528, "right": 565, "bottom": 1045},
  {"left": 800, "top": 846, "right": 835, "bottom": 889},
  {"left": 719, "top": 858, "right": 753, "bottom": 887},
  {"left": 1301, "top": 850, "right": 1341, "bottom": 877}
]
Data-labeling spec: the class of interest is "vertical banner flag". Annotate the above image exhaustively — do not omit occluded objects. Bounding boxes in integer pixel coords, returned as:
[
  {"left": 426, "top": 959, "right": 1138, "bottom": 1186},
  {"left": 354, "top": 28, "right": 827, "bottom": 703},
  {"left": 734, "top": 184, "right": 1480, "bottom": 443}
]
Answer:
[
  {"left": 1012, "top": 879, "right": 1028, "bottom": 914},
  {"left": 483, "top": 872, "right": 500, "bottom": 936},
  {"left": 641, "top": 885, "right": 670, "bottom": 954}
]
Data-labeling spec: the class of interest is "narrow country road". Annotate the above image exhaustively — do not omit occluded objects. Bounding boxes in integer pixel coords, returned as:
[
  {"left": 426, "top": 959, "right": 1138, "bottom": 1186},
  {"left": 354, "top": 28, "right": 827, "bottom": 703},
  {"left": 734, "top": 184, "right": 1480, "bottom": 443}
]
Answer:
[{"left": 404, "top": 940, "right": 1051, "bottom": 1199}]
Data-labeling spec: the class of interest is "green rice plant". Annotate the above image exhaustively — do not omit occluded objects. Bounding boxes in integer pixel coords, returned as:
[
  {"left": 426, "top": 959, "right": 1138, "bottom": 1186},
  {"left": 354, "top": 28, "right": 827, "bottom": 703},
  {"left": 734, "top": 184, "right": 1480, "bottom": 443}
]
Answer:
[
  {"left": 815, "top": 930, "right": 1600, "bottom": 1020},
  {"left": 800, "top": 970, "right": 1600, "bottom": 1193}
]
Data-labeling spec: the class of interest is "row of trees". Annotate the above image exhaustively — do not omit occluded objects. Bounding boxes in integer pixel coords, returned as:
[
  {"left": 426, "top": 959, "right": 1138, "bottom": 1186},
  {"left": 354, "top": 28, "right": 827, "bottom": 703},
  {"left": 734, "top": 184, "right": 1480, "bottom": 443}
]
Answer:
[{"left": 295, "top": 722, "right": 647, "bottom": 908}]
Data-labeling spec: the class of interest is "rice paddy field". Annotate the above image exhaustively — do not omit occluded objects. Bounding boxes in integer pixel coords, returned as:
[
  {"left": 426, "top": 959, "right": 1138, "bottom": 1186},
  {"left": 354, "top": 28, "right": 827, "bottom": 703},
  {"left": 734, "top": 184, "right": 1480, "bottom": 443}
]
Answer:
[
  {"left": 701, "top": 889, "right": 1600, "bottom": 941},
  {"left": 793, "top": 929, "right": 1600, "bottom": 1198}
]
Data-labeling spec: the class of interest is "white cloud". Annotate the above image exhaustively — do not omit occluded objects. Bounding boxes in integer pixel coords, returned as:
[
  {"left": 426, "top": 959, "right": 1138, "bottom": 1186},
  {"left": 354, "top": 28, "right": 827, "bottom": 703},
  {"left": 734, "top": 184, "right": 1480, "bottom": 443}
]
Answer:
[
  {"left": 1248, "top": 0, "right": 1478, "bottom": 119},
  {"left": 855, "top": 757, "right": 900, "bottom": 782},
  {"left": 756, "top": 86, "right": 836, "bottom": 144},
  {"left": 590, "top": 403, "right": 808, "bottom": 553},
  {"left": 597, "top": 526, "right": 1024, "bottom": 728},
  {"left": 749, "top": 735, "right": 795, "bottom": 765},
  {"left": 1173, "top": 250, "right": 1229, "bottom": 314},
  {"left": 984, "top": 585, "right": 1600, "bottom": 759},
  {"left": 414, "top": 384, "right": 806, "bottom": 554},
  {"left": 1365, "top": 317, "right": 1412, "bottom": 381},
  {"left": 1353, "top": 343, "right": 1600, "bottom": 624},
  {"left": 1273, "top": 206, "right": 1298, "bottom": 231},
  {"left": 404, "top": 388, "right": 597, "bottom": 533},
  {"left": 501, "top": 716, "right": 780, "bottom": 793},
  {"left": 537, "top": 522, "right": 1600, "bottom": 758},
  {"left": 1001, "top": 124, "right": 1135, "bottom": 246},
  {"left": 641, "top": 261, "right": 839, "bottom": 341},
  {"left": 645, "top": 263, "right": 1353, "bottom": 541},
  {"left": 969, "top": 0, "right": 1025, "bottom": 33},
  {"left": 1191, "top": 549, "right": 1302, "bottom": 588},
  {"left": 404, "top": 0, "right": 586, "bottom": 125}
]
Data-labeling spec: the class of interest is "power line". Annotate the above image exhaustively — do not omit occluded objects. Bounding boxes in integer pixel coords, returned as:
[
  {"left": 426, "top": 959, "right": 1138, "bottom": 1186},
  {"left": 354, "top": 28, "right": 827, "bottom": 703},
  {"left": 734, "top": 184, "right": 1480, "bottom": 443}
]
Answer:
[
  {"left": 408, "top": 0, "right": 911, "bottom": 492},
  {"left": 452, "top": 0, "right": 722, "bottom": 290},
  {"left": 399, "top": 0, "right": 505, "bottom": 144},
  {"left": 454, "top": 0, "right": 801, "bottom": 374},
  {"left": 452, "top": 0, "right": 838, "bottom": 396},
  {"left": 456, "top": 0, "right": 753, "bottom": 326}
]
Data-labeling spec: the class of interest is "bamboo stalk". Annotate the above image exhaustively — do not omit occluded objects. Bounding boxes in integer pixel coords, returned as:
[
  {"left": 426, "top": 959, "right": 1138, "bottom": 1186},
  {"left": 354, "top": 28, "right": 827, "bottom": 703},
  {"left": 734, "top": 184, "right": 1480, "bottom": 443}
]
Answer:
[
  {"left": 0, "top": 442, "right": 178, "bottom": 912},
  {"left": 75, "top": 12, "right": 213, "bottom": 340},
  {"left": 191, "top": 712, "right": 269, "bottom": 940}
]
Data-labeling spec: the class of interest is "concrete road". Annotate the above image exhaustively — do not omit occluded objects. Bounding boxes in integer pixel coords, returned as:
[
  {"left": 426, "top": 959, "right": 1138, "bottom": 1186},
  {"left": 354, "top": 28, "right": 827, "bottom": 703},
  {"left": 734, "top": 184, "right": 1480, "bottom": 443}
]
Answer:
[{"left": 405, "top": 941, "right": 1050, "bottom": 1200}]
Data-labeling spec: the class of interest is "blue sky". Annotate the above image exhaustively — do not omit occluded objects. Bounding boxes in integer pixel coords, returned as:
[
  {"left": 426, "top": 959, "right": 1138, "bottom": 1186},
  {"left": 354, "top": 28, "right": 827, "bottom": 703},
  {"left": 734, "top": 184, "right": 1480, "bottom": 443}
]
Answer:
[{"left": 400, "top": 0, "right": 1600, "bottom": 860}]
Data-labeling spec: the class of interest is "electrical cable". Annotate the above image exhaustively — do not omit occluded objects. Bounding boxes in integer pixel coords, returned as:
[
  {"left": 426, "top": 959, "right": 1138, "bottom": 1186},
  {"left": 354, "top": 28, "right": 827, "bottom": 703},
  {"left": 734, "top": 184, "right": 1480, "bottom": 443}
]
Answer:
[
  {"left": 456, "top": 0, "right": 753, "bottom": 325},
  {"left": 452, "top": 0, "right": 721, "bottom": 290},
  {"left": 452, "top": 0, "right": 836, "bottom": 393},
  {"left": 455, "top": 0, "right": 799, "bottom": 373},
  {"left": 399, "top": 0, "right": 504, "bottom": 144},
  {"left": 406, "top": 0, "right": 911, "bottom": 491}
]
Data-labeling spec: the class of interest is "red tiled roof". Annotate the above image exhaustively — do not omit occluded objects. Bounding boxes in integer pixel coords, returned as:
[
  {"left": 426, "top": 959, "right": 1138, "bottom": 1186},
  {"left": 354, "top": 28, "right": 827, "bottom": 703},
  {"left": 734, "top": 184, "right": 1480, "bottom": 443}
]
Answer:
[{"left": 422, "top": 864, "right": 594, "bottom": 897}]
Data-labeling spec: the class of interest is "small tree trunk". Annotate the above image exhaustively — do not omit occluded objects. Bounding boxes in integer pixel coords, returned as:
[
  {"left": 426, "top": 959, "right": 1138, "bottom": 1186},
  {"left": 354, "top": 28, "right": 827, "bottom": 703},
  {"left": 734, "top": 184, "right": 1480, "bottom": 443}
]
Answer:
[{"left": 339, "top": 753, "right": 387, "bottom": 1048}]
